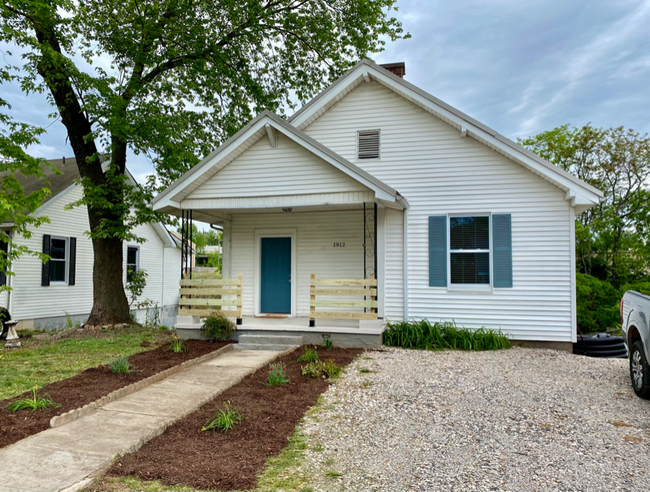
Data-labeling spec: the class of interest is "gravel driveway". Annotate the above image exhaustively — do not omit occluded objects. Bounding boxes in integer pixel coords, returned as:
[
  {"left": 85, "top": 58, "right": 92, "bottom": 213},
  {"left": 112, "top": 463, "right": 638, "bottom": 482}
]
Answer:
[{"left": 297, "top": 347, "right": 650, "bottom": 491}]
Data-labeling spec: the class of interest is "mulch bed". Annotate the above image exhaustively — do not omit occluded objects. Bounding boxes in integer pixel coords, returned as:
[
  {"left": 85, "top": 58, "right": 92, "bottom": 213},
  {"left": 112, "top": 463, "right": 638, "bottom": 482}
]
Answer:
[
  {"left": 0, "top": 340, "right": 233, "bottom": 449},
  {"left": 105, "top": 347, "right": 363, "bottom": 491}
]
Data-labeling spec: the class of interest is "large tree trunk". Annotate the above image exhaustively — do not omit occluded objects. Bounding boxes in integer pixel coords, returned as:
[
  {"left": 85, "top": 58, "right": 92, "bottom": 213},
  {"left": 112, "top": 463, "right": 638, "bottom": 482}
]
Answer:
[{"left": 34, "top": 21, "right": 132, "bottom": 326}]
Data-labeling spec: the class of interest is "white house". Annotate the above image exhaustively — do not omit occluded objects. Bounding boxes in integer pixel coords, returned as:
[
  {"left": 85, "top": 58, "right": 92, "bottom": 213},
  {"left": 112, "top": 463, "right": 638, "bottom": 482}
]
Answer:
[
  {"left": 0, "top": 158, "right": 181, "bottom": 330},
  {"left": 153, "top": 60, "right": 603, "bottom": 349}
]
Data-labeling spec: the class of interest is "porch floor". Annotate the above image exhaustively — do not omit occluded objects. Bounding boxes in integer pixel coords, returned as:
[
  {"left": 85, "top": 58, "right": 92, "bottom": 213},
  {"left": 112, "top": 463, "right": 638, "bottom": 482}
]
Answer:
[{"left": 238, "top": 316, "right": 383, "bottom": 335}]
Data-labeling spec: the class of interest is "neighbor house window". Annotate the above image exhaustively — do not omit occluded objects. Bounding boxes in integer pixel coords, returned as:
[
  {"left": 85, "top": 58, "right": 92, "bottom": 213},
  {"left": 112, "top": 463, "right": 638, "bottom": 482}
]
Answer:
[
  {"left": 49, "top": 237, "right": 68, "bottom": 283},
  {"left": 449, "top": 216, "right": 490, "bottom": 285},
  {"left": 127, "top": 246, "right": 139, "bottom": 282}
]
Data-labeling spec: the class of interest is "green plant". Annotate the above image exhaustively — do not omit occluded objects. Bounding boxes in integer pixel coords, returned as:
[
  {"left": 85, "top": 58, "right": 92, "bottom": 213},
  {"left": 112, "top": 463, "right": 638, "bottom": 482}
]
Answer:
[
  {"left": 301, "top": 360, "right": 341, "bottom": 379},
  {"left": 325, "top": 470, "right": 342, "bottom": 478},
  {"left": 297, "top": 346, "right": 319, "bottom": 363},
  {"left": 126, "top": 269, "right": 148, "bottom": 307},
  {"left": 201, "top": 312, "right": 235, "bottom": 342},
  {"left": 324, "top": 338, "right": 333, "bottom": 350},
  {"left": 362, "top": 380, "right": 374, "bottom": 388},
  {"left": 6, "top": 385, "right": 61, "bottom": 412},
  {"left": 383, "top": 319, "right": 511, "bottom": 351},
  {"left": 202, "top": 401, "right": 242, "bottom": 432},
  {"left": 109, "top": 356, "right": 136, "bottom": 374},
  {"left": 359, "top": 368, "right": 375, "bottom": 374},
  {"left": 165, "top": 336, "right": 188, "bottom": 353},
  {"left": 265, "top": 363, "right": 291, "bottom": 386},
  {"left": 65, "top": 312, "right": 73, "bottom": 330}
]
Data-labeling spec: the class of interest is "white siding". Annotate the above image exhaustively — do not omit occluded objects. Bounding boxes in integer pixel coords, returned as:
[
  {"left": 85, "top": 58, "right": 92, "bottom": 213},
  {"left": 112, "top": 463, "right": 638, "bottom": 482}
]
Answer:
[
  {"left": 9, "top": 184, "right": 178, "bottom": 323},
  {"left": 187, "top": 133, "right": 367, "bottom": 200},
  {"left": 304, "top": 82, "right": 573, "bottom": 342},
  {"left": 0, "top": 289, "right": 8, "bottom": 310},
  {"left": 230, "top": 210, "right": 364, "bottom": 316},
  {"left": 163, "top": 246, "right": 181, "bottom": 307}
]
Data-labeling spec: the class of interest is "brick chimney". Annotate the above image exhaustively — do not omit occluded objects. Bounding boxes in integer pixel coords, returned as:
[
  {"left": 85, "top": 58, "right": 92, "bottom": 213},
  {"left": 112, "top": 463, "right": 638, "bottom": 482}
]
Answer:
[{"left": 379, "top": 62, "right": 406, "bottom": 78}]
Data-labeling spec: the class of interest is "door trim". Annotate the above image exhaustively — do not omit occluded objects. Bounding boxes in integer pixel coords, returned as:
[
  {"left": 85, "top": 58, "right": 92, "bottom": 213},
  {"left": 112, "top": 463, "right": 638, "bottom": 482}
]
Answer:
[{"left": 254, "top": 229, "right": 297, "bottom": 317}]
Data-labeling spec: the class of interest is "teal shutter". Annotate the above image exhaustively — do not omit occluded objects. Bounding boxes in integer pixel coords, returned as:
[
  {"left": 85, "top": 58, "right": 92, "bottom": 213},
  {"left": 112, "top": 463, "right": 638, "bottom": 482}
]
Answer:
[
  {"left": 493, "top": 214, "right": 512, "bottom": 288},
  {"left": 429, "top": 216, "right": 447, "bottom": 287}
]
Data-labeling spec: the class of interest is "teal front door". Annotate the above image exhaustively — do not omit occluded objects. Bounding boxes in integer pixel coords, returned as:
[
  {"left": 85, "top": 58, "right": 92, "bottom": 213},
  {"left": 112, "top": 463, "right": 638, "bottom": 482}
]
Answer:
[{"left": 260, "top": 237, "right": 291, "bottom": 314}]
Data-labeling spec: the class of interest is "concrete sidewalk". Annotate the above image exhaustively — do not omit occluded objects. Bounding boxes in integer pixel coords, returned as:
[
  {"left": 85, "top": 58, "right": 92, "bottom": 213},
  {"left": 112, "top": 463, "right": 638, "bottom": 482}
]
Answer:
[{"left": 0, "top": 349, "right": 284, "bottom": 492}]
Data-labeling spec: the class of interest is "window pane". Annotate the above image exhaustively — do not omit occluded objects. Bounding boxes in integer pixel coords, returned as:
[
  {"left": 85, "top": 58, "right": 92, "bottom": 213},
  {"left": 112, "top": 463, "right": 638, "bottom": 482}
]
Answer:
[
  {"left": 451, "top": 252, "right": 490, "bottom": 284},
  {"left": 127, "top": 247, "right": 138, "bottom": 265},
  {"left": 450, "top": 216, "right": 489, "bottom": 250},
  {"left": 50, "top": 238, "right": 66, "bottom": 260},
  {"left": 50, "top": 259, "right": 66, "bottom": 282}
]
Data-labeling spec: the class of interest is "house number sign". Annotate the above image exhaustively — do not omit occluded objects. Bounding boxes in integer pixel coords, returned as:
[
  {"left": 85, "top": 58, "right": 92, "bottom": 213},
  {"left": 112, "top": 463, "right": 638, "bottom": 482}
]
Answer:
[{"left": 333, "top": 242, "right": 346, "bottom": 248}]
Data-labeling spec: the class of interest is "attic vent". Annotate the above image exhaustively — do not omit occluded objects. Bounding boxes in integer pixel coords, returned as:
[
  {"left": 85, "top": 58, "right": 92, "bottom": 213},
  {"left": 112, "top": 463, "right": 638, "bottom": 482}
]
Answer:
[{"left": 357, "top": 130, "right": 380, "bottom": 160}]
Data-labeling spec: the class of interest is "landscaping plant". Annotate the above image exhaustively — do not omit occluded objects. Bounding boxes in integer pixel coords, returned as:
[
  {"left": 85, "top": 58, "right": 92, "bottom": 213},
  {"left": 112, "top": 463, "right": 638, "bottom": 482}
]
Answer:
[
  {"left": 165, "top": 336, "right": 189, "bottom": 353},
  {"left": 109, "top": 356, "right": 136, "bottom": 374},
  {"left": 297, "top": 346, "right": 320, "bottom": 363},
  {"left": 6, "top": 385, "right": 61, "bottom": 412},
  {"left": 202, "top": 313, "right": 235, "bottom": 342},
  {"left": 383, "top": 319, "right": 511, "bottom": 351},
  {"left": 324, "top": 338, "right": 333, "bottom": 350},
  {"left": 265, "top": 363, "right": 291, "bottom": 386},
  {"left": 301, "top": 360, "right": 341, "bottom": 379},
  {"left": 202, "top": 401, "right": 242, "bottom": 432}
]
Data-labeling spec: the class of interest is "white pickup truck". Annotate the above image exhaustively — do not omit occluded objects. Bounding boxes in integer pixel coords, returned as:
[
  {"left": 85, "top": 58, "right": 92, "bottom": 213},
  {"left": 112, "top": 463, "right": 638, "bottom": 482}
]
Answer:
[{"left": 621, "top": 290, "right": 650, "bottom": 399}]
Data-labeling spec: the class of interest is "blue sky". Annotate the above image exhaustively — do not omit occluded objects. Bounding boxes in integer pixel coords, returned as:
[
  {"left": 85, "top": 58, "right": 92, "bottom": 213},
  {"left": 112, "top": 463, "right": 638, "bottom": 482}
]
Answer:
[{"left": 3, "top": 0, "right": 650, "bottom": 183}]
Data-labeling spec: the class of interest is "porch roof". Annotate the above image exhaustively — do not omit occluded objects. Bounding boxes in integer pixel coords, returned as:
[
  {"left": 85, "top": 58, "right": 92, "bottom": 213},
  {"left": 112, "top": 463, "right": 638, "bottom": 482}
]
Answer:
[{"left": 153, "top": 111, "right": 406, "bottom": 224}]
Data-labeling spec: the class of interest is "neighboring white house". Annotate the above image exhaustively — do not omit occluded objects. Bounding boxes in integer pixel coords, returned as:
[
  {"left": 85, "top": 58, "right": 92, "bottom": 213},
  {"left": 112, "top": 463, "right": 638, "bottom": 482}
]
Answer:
[
  {"left": 0, "top": 158, "right": 181, "bottom": 330},
  {"left": 153, "top": 59, "right": 603, "bottom": 349}
]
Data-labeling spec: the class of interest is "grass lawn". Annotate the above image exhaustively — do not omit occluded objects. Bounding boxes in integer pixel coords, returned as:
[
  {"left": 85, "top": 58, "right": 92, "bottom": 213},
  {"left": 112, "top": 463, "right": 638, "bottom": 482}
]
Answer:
[{"left": 0, "top": 326, "right": 171, "bottom": 400}]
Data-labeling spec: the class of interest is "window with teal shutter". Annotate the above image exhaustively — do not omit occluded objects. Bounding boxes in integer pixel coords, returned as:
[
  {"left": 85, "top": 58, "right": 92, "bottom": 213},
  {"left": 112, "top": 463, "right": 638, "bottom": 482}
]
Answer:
[
  {"left": 429, "top": 216, "right": 447, "bottom": 287},
  {"left": 493, "top": 214, "right": 513, "bottom": 288}
]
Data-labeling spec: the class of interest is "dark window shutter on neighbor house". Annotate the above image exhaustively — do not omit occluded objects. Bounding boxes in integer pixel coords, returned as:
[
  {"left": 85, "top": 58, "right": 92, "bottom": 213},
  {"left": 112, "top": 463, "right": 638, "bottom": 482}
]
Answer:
[
  {"left": 41, "top": 234, "right": 51, "bottom": 287},
  {"left": 493, "top": 214, "right": 513, "bottom": 288},
  {"left": 429, "top": 216, "right": 447, "bottom": 287},
  {"left": 68, "top": 237, "right": 76, "bottom": 286},
  {"left": 0, "top": 239, "right": 7, "bottom": 286}
]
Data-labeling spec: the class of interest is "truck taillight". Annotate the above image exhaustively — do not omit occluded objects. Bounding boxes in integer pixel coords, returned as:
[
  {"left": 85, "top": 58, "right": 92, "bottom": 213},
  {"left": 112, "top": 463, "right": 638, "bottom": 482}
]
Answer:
[{"left": 621, "top": 299, "right": 624, "bottom": 325}]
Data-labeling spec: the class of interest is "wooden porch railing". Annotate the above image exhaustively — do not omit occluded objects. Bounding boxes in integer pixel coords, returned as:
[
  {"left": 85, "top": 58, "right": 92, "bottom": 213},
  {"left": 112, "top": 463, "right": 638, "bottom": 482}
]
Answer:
[
  {"left": 178, "top": 274, "right": 242, "bottom": 324},
  {"left": 309, "top": 274, "right": 377, "bottom": 326}
]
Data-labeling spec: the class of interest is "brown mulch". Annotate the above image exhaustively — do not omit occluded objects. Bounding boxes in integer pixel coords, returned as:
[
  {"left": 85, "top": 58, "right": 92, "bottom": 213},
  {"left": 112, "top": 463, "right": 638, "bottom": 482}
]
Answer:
[
  {"left": 0, "top": 340, "right": 233, "bottom": 449},
  {"left": 105, "top": 347, "right": 363, "bottom": 491}
]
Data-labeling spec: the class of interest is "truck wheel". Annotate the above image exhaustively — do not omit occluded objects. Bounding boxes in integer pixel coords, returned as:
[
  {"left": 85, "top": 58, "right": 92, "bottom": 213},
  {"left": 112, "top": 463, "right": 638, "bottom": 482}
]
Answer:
[{"left": 630, "top": 341, "right": 650, "bottom": 399}]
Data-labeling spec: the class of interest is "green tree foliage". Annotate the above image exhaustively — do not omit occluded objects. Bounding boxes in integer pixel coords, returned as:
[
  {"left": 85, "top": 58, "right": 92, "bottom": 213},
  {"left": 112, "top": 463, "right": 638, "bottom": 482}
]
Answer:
[
  {"left": 180, "top": 224, "right": 221, "bottom": 254},
  {"left": 521, "top": 124, "right": 650, "bottom": 332},
  {"left": 0, "top": 1, "right": 409, "bottom": 324},
  {"left": 0, "top": 91, "right": 51, "bottom": 291}
]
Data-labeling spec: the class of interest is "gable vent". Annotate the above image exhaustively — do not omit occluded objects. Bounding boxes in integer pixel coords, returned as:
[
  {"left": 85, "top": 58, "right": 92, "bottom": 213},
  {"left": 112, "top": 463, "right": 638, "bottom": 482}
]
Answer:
[{"left": 357, "top": 130, "right": 380, "bottom": 160}]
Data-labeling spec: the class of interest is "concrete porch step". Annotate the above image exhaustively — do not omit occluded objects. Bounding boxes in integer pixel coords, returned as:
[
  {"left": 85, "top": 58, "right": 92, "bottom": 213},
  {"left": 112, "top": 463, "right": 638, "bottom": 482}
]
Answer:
[{"left": 234, "top": 334, "right": 304, "bottom": 351}]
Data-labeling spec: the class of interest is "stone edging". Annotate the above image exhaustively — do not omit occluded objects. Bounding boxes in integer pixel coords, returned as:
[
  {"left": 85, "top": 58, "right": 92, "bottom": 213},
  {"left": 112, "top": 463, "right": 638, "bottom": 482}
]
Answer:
[{"left": 50, "top": 343, "right": 235, "bottom": 428}]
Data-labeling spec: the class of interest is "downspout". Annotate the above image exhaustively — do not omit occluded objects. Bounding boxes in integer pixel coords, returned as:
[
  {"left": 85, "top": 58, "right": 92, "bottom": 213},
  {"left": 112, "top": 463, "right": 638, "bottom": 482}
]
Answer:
[
  {"left": 403, "top": 207, "right": 408, "bottom": 321},
  {"left": 210, "top": 223, "right": 225, "bottom": 277}
]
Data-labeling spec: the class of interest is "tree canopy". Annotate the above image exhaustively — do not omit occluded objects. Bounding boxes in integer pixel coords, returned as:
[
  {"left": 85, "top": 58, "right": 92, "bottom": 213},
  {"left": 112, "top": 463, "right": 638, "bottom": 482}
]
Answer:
[{"left": 0, "top": 0, "right": 409, "bottom": 323}]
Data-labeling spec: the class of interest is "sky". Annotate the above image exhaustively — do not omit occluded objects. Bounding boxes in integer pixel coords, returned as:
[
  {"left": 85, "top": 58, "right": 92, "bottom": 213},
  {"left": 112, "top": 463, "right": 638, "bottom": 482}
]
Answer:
[{"left": 2, "top": 0, "right": 650, "bottom": 185}]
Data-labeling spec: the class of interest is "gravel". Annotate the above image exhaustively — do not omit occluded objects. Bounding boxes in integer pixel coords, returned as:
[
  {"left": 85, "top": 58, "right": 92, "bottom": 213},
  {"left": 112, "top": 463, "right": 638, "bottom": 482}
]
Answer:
[{"left": 298, "top": 347, "right": 650, "bottom": 491}]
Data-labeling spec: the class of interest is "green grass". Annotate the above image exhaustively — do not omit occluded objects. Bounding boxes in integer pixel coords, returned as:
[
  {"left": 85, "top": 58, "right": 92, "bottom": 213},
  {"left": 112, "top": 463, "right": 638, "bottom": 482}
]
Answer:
[
  {"left": 383, "top": 319, "right": 511, "bottom": 351},
  {"left": 83, "top": 475, "right": 201, "bottom": 492},
  {"left": 257, "top": 429, "right": 313, "bottom": 491},
  {"left": 358, "top": 368, "right": 375, "bottom": 374},
  {"left": 0, "top": 326, "right": 168, "bottom": 401}
]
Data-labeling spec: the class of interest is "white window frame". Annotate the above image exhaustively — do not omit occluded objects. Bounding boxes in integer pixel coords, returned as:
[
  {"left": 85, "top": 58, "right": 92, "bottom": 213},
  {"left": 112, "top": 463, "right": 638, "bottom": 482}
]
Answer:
[
  {"left": 447, "top": 213, "right": 493, "bottom": 291},
  {"left": 356, "top": 129, "right": 381, "bottom": 162},
  {"left": 126, "top": 246, "right": 140, "bottom": 281},
  {"left": 49, "top": 236, "right": 69, "bottom": 285}
]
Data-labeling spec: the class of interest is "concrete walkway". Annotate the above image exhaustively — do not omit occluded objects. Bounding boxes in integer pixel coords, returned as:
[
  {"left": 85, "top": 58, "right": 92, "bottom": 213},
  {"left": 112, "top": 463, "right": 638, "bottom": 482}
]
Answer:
[{"left": 0, "top": 349, "right": 284, "bottom": 492}]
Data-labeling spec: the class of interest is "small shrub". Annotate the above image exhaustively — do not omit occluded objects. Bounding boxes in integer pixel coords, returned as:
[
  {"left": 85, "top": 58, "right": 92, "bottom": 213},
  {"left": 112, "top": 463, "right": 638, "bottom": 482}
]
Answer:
[
  {"left": 301, "top": 360, "right": 341, "bottom": 379},
  {"left": 7, "top": 385, "right": 61, "bottom": 412},
  {"left": 202, "top": 401, "right": 242, "bottom": 432},
  {"left": 165, "top": 336, "right": 189, "bottom": 353},
  {"left": 265, "top": 363, "right": 291, "bottom": 386},
  {"left": 324, "top": 338, "right": 333, "bottom": 350},
  {"left": 382, "top": 319, "right": 511, "bottom": 351},
  {"left": 202, "top": 312, "right": 235, "bottom": 342},
  {"left": 297, "top": 346, "right": 319, "bottom": 363},
  {"left": 109, "top": 356, "right": 136, "bottom": 374}
]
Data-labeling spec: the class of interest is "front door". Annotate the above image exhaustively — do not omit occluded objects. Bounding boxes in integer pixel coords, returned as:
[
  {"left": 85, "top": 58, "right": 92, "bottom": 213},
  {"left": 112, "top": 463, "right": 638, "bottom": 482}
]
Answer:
[{"left": 260, "top": 237, "right": 291, "bottom": 314}]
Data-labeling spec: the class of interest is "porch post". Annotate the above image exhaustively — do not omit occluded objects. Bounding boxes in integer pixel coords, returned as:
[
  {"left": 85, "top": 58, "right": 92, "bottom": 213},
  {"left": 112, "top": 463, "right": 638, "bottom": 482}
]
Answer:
[{"left": 364, "top": 202, "right": 378, "bottom": 313}]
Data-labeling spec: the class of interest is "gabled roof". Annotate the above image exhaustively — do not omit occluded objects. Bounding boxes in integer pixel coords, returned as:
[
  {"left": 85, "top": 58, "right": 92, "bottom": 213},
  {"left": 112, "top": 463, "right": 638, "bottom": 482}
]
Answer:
[
  {"left": 289, "top": 59, "right": 603, "bottom": 212},
  {"left": 152, "top": 110, "right": 403, "bottom": 211}
]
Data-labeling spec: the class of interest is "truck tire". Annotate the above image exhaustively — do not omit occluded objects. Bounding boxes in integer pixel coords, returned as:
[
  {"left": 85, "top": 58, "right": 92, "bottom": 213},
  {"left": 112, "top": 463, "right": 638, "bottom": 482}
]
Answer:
[{"left": 630, "top": 341, "right": 650, "bottom": 399}]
